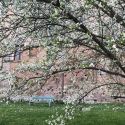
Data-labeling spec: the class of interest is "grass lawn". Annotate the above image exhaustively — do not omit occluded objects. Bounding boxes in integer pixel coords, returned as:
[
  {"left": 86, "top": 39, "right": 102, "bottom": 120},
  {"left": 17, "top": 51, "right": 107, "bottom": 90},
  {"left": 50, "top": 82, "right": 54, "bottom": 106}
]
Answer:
[{"left": 0, "top": 102, "right": 125, "bottom": 125}]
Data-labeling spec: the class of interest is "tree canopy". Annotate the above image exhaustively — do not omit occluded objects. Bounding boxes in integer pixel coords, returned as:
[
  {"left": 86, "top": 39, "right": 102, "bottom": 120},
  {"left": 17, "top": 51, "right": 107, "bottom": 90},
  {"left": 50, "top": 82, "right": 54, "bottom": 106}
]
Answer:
[{"left": 0, "top": 0, "right": 125, "bottom": 100}]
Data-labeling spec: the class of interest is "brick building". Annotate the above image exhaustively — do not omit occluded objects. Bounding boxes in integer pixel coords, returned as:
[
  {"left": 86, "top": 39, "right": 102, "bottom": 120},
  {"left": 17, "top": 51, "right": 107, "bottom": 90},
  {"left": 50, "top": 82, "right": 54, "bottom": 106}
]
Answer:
[{"left": 0, "top": 44, "right": 123, "bottom": 103}]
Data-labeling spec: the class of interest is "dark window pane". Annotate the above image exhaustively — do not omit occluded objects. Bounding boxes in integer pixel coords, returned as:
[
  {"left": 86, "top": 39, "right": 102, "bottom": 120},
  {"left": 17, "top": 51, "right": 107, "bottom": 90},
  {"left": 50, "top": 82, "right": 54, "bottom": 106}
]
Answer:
[{"left": 14, "top": 48, "right": 21, "bottom": 61}]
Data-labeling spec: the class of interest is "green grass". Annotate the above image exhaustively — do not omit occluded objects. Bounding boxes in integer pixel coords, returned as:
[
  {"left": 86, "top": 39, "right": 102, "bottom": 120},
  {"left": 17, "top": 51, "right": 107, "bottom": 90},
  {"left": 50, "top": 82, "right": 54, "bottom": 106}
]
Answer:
[
  {"left": 0, "top": 102, "right": 64, "bottom": 125},
  {"left": 0, "top": 102, "right": 125, "bottom": 125}
]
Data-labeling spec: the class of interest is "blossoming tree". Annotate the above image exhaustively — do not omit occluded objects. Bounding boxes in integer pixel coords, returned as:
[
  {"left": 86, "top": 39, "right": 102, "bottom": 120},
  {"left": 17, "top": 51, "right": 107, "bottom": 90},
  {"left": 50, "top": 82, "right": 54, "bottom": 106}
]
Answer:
[{"left": 0, "top": 0, "right": 125, "bottom": 102}]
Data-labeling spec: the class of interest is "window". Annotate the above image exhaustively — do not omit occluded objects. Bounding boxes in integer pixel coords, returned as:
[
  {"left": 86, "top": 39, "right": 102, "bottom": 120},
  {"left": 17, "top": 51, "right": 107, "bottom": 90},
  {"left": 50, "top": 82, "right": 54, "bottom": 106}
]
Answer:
[
  {"left": 4, "top": 54, "right": 14, "bottom": 62},
  {"left": 14, "top": 47, "right": 21, "bottom": 61},
  {"left": 57, "top": 50, "right": 68, "bottom": 61},
  {"left": 4, "top": 44, "right": 23, "bottom": 62}
]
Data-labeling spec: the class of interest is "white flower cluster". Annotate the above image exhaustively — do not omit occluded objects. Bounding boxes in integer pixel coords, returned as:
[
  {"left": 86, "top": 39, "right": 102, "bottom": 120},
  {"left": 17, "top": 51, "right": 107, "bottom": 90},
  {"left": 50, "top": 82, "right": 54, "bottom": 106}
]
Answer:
[
  {"left": 0, "top": 71, "right": 15, "bottom": 85},
  {"left": 63, "top": 93, "right": 79, "bottom": 104},
  {"left": 16, "top": 61, "right": 46, "bottom": 72},
  {"left": 47, "top": 115, "right": 65, "bottom": 125},
  {"left": 107, "top": 0, "right": 117, "bottom": 6},
  {"left": 82, "top": 107, "right": 92, "bottom": 112},
  {"left": 45, "top": 105, "right": 75, "bottom": 125}
]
